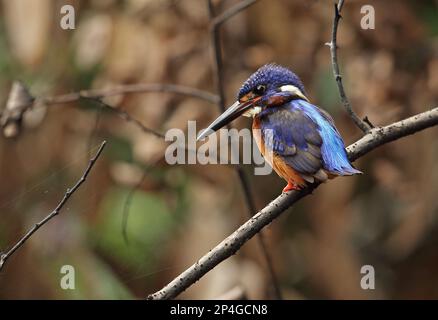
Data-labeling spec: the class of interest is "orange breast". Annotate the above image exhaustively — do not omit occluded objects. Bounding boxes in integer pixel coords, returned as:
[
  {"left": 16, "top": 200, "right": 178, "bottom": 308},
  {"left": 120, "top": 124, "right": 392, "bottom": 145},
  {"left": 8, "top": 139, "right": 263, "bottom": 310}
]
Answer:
[{"left": 252, "top": 117, "right": 306, "bottom": 187}]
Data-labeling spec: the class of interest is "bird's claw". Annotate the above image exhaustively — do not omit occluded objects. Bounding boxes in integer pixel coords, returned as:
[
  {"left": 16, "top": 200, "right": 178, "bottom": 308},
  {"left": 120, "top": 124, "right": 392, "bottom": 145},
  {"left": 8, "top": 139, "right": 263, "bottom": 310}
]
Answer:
[{"left": 282, "top": 182, "right": 300, "bottom": 193}]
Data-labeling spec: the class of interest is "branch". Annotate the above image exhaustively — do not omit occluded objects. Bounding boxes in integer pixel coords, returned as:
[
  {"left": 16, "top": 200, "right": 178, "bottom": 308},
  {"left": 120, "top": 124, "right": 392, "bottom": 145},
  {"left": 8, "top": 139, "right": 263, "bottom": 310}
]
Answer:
[
  {"left": 84, "top": 97, "right": 165, "bottom": 139},
  {"left": 147, "top": 106, "right": 438, "bottom": 300},
  {"left": 1, "top": 82, "right": 203, "bottom": 155},
  {"left": 42, "top": 83, "right": 219, "bottom": 106},
  {"left": 207, "top": 0, "right": 282, "bottom": 299},
  {"left": 1, "top": 82, "right": 218, "bottom": 138},
  {"left": 0, "top": 141, "right": 107, "bottom": 271},
  {"left": 346, "top": 108, "right": 438, "bottom": 160},
  {"left": 0, "top": 81, "right": 34, "bottom": 138},
  {"left": 211, "top": 0, "right": 258, "bottom": 28},
  {"left": 327, "top": 0, "right": 371, "bottom": 133},
  {"left": 207, "top": 0, "right": 226, "bottom": 113}
]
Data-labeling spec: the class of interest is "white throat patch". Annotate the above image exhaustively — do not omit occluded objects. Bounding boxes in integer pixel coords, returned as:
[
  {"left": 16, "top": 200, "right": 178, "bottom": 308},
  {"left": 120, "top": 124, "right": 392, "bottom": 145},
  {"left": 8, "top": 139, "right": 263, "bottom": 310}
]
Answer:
[{"left": 243, "top": 106, "right": 262, "bottom": 118}]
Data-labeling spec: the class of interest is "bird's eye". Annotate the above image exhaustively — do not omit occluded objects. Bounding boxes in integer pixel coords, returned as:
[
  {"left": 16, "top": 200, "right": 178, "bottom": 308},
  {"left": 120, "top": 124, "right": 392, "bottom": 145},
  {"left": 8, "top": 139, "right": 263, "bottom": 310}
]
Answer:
[{"left": 253, "top": 84, "right": 266, "bottom": 95}]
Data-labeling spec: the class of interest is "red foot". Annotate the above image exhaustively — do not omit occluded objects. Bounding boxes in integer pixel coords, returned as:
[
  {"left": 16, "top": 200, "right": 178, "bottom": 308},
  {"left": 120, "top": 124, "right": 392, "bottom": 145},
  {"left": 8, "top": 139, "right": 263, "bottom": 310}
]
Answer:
[{"left": 282, "top": 182, "right": 300, "bottom": 193}]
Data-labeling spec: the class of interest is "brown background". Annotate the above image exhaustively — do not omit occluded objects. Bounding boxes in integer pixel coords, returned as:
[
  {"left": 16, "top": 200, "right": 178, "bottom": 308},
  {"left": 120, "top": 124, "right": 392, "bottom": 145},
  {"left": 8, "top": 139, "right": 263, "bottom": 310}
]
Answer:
[{"left": 0, "top": 0, "right": 437, "bottom": 299}]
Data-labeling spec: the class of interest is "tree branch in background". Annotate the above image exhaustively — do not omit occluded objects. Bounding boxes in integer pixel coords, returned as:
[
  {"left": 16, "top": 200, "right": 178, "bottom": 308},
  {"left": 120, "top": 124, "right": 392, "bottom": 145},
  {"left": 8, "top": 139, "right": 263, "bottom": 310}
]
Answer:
[
  {"left": 327, "top": 0, "right": 372, "bottom": 133},
  {"left": 0, "top": 83, "right": 206, "bottom": 154},
  {"left": 207, "top": 0, "right": 226, "bottom": 113},
  {"left": 147, "top": 106, "right": 438, "bottom": 300},
  {"left": 206, "top": 0, "right": 283, "bottom": 300},
  {"left": 84, "top": 97, "right": 165, "bottom": 139},
  {"left": 1, "top": 82, "right": 218, "bottom": 138},
  {"left": 0, "top": 82, "right": 224, "bottom": 248},
  {"left": 0, "top": 81, "right": 35, "bottom": 138},
  {"left": 42, "top": 83, "right": 219, "bottom": 106},
  {"left": 211, "top": 0, "right": 258, "bottom": 28},
  {"left": 0, "top": 141, "right": 107, "bottom": 271}
]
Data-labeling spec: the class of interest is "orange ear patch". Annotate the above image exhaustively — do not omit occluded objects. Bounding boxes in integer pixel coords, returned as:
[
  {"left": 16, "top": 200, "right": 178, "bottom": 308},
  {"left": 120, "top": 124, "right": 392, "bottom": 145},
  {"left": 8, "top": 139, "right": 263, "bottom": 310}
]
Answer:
[
  {"left": 265, "top": 95, "right": 289, "bottom": 107},
  {"left": 239, "top": 92, "right": 252, "bottom": 102}
]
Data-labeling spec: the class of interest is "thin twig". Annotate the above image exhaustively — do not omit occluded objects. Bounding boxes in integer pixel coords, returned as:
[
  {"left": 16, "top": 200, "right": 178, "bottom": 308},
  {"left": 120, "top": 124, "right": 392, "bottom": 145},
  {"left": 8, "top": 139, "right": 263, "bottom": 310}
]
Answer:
[
  {"left": 327, "top": 0, "right": 371, "bottom": 133},
  {"left": 147, "top": 106, "right": 438, "bottom": 300},
  {"left": 363, "top": 116, "right": 375, "bottom": 129},
  {"left": 3, "top": 83, "right": 207, "bottom": 152},
  {"left": 86, "top": 104, "right": 103, "bottom": 159},
  {"left": 0, "top": 141, "right": 107, "bottom": 271},
  {"left": 208, "top": 0, "right": 226, "bottom": 113},
  {"left": 211, "top": 0, "right": 258, "bottom": 28},
  {"left": 207, "top": 0, "right": 282, "bottom": 300},
  {"left": 41, "top": 83, "right": 219, "bottom": 106},
  {"left": 85, "top": 97, "right": 207, "bottom": 160},
  {"left": 1, "top": 82, "right": 218, "bottom": 139},
  {"left": 84, "top": 97, "right": 230, "bottom": 174},
  {"left": 84, "top": 98, "right": 214, "bottom": 243},
  {"left": 84, "top": 97, "right": 165, "bottom": 139}
]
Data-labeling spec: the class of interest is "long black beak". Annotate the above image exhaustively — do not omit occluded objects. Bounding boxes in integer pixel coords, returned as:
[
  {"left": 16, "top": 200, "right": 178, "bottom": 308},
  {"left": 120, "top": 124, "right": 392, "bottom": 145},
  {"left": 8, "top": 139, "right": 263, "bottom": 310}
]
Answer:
[{"left": 197, "top": 98, "right": 260, "bottom": 141}]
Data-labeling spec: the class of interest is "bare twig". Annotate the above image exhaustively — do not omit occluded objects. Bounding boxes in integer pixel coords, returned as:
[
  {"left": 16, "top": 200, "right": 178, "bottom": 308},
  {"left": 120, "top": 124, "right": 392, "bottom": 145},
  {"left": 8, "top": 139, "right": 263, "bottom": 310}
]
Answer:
[
  {"left": 86, "top": 103, "right": 104, "bottom": 158},
  {"left": 327, "top": 0, "right": 371, "bottom": 133},
  {"left": 345, "top": 108, "right": 438, "bottom": 160},
  {"left": 207, "top": 0, "right": 282, "bottom": 299},
  {"left": 0, "top": 82, "right": 222, "bottom": 161},
  {"left": 84, "top": 97, "right": 165, "bottom": 139},
  {"left": 41, "top": 83, "right": 219, "bottom": 106},
  {"left": 363, "top": 116, "right": 375, "bottom": 129},
  {"left": 84, "top": 97, "right": 210, "bottom": 161},
  {"left": 211, "top": 0, "right": 258, "bottom": 28},
  {"left": 147, "top": 106, "right": 438, "bottom": 300},
  {"left": 0, "top": 141, "right": 107, "bottom": 271},
  {"left": 0, "top": 81, "right": 35, "bottom": 138},
  {"left": 1, "top": 82, "right": 218, "bottom": 139},
  {"left": 207, "top": 0, "right": 226, "bottom": 113}
]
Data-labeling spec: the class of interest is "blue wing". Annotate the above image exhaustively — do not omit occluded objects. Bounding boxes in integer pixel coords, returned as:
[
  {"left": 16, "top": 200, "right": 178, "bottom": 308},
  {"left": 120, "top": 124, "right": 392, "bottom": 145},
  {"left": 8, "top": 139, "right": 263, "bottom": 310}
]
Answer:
[{"left": 259, "top": 99, "right": 361, "bottom": 178}]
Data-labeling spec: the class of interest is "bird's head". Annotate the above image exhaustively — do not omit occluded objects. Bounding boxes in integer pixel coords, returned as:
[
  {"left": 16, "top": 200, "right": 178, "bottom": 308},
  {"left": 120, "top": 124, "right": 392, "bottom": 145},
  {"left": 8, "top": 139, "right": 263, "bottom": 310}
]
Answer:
[{"left": 197, "top": 64, "right": 308, "bottom": 141}]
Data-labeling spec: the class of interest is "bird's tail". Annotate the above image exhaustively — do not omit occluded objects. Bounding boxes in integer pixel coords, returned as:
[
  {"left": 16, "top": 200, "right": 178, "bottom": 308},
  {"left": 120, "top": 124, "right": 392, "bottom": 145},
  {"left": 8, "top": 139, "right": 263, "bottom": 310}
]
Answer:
[{"left": 334, "top": 166, "right": 363, "bottom": 176}]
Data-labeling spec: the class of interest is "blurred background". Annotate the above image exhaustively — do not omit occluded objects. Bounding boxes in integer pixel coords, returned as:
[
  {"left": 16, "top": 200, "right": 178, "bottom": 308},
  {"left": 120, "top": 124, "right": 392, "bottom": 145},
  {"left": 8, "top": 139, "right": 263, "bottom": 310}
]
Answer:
[{"left": 0, "top": 0, "right": 438, "bottom": 299}]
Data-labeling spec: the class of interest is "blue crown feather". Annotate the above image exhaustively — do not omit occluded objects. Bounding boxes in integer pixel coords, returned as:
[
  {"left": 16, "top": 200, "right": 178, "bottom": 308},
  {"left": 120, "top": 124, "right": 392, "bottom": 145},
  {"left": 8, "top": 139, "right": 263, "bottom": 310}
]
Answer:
[{"left": 238, "top": 63, "right": 306, "bottom": 99}]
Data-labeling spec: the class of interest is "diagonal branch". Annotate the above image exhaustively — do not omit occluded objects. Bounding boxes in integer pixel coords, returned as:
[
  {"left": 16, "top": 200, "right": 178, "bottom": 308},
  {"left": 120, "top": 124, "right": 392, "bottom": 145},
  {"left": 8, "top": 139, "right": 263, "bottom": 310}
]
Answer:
[
  {"left": 211, "top": 0, "right": 258, "bottom": 28},
  {"left": 147, "top": 106, "right": 438, "bottom": 300},
  {"left": 207, "top": 0, "right": 282, "bottom": 299},
  {"left": 83, "top": 97, "right": 165, "bottom": 139},
  {"left": 1, "top": 82, "right": 218, "bottom": 138},
  {"left": 327, "top": 0, "right": 372, "bottom": 133},
  {"left": 0, "top": 141, "right": 107, "bottom": 271}
]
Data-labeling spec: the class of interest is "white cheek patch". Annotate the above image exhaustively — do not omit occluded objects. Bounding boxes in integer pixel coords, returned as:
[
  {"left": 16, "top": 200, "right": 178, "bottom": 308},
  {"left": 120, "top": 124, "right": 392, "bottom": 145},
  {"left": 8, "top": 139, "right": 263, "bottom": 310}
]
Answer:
[
  {"left": 280, "top": 85, "right": 309, "bottom": 101},
  {"left": 243, "top": 106, "right": 262, "bottom": 118}
]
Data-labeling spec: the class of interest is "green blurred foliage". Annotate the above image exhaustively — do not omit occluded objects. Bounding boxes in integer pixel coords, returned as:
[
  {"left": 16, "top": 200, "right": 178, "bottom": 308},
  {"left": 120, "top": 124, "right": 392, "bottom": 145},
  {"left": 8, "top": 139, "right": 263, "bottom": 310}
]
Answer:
[{"left": 94, "top": 187, "right": 175, "bottom": 270}]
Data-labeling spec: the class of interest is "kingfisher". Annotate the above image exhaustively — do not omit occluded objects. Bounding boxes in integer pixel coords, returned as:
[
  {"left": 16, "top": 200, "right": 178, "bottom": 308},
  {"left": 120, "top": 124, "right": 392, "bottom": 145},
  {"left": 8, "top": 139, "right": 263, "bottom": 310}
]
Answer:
[{"left": 197, "top": 64, "right": 361, "bottom": 192}]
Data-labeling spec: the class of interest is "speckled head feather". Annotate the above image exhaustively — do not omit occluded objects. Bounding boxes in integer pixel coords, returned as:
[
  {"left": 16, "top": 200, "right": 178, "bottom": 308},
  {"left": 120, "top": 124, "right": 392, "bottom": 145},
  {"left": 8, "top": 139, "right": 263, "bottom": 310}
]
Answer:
[{"left": 238, "top": 64, "right": 306, "bottom": 100}]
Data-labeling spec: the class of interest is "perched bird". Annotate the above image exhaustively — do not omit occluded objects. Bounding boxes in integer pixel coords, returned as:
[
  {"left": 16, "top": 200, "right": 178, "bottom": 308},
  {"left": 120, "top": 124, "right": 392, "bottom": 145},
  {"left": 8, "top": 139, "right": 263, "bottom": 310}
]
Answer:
[{"left": 197, "top": 64, "right": 361, "bottom": 192}]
